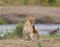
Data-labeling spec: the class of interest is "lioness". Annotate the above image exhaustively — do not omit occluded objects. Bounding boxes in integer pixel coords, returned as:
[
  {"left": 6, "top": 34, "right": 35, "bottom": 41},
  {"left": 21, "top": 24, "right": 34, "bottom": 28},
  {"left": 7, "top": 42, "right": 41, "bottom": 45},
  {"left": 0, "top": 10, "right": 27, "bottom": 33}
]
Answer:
[{"left": 23, "top": 16, "right": 40, "bottom": 40}]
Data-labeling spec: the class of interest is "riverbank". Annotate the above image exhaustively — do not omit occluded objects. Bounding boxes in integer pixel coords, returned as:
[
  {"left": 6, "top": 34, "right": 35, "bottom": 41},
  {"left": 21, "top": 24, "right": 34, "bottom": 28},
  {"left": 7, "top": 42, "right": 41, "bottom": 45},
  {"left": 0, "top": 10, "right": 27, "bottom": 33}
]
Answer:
[{"left": 0, "top": 6, "right": 60, "bottom": 24}]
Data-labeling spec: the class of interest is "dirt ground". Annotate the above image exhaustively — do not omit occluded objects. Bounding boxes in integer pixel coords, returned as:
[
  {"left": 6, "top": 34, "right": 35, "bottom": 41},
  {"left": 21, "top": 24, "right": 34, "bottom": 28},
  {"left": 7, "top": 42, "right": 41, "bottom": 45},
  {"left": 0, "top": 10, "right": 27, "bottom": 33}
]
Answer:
[
  {"left": 0, "top": 6, "right": 60, "bottom": 17},
  {"left": 0, "top": 39, "right": 38, "bottom": 47},
  {"left": 0, "top": 38, "right": 60, "bottom": 47},
  {"left": 41, "top": 38, "right": 60, "bottom": 47}
]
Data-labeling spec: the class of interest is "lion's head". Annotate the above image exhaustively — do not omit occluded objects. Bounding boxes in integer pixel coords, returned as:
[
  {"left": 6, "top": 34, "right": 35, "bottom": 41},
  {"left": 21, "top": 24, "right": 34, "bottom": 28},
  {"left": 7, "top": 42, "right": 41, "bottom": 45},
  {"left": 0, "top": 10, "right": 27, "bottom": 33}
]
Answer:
[{"left": 26, "top": 16, "right": 35, "bottom": 25}]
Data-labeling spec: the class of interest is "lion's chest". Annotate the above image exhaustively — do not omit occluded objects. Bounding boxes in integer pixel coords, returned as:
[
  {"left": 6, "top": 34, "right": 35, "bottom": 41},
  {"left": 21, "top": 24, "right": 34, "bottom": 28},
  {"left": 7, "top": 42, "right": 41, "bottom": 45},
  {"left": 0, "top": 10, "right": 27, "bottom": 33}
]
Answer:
[{"left": 24, "top": 25, "right": 33, "bottom": 33}]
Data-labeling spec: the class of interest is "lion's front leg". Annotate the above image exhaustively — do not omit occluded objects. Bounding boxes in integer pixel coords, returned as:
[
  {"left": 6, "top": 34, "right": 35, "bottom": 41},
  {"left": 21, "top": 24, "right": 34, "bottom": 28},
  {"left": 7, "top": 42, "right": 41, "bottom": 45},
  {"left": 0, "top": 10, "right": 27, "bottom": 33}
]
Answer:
[{"left": 23, "top": 31, "right": 31, "bottom": 40}]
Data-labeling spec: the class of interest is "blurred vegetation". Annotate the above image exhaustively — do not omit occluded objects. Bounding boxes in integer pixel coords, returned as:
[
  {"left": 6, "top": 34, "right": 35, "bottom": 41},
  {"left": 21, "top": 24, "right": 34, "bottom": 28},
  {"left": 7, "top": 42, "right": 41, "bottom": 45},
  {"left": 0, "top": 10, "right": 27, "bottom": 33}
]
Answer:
[
  {"left": 0, "top": 18, "right": 7, "bottom": 24},
  {"left": 0, "top": 0, "right": 60, "bottom": 6},
  {"left": 15, "top": 23, "right": 24, "bottom": 38},
  {"left": 0, "top": 23, "right": 24, "bottom": 39},
  {"left": 37, "top": 42, "right": 42, "bottom": 47},
  {"left": 48, "top": 34, "right": 60, "bottom": 38},
  {"left": 41, "top": 34, "right": 60, "bottom": 38}
]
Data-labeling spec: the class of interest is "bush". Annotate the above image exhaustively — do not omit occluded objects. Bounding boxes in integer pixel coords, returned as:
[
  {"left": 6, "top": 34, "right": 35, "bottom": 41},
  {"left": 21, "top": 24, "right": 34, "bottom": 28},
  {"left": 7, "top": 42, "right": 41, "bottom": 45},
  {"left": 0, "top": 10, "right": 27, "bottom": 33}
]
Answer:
[
  {"left": 48, "top": 0, "right": 56, "bottom": 3},
  {"left": 3, "top": 23, "right": 24, "bottom": 39},
  {"left": 15, "top": 23, "right": 24, "bottom": 38},
  {"left": 22, "top": 0, "right": 29, "bottom": 5},
  {"left": 0, "top": 18, "right": 7, "bottom": 24},
  {"left": 0, "top": 0, "right": 60, "bottom": 6},
  {"left": 40, "top": 0, "right": 48, "bottom": 6}
]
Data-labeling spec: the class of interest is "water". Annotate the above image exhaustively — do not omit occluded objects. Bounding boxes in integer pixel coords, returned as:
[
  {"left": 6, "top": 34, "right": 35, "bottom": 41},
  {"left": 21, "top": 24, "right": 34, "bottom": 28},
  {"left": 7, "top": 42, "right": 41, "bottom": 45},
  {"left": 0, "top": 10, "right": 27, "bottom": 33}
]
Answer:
[
  {"left": 0, "top": 24, "right": 60, "bottom": 35},
  {"left": 35, "top": 24, "right": 60, "bottom": 35},
  {"left": 0, "top": 24, "right": 16, "bottom": 33}
]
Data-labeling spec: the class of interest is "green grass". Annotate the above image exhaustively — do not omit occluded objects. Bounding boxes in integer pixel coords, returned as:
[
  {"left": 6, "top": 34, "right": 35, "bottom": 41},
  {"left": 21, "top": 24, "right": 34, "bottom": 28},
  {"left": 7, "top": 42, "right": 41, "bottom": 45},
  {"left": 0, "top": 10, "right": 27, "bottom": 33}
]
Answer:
[
  {"left": 0, "top": 0, "right": 60, "bottom": 6},
  {"left": 41, "top": 34, "right": 60, "bottom": 38},
  {"left": 0, "top": 17, "right": 7, "bottom": 24}
]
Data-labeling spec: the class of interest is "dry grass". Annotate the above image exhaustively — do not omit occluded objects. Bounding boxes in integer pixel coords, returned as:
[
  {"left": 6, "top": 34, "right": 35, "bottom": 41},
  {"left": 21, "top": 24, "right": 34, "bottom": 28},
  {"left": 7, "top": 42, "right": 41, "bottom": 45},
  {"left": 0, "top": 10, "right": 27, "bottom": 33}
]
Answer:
[
  {"left": 0, "top": 39, "right": 39, "bottom": 47},
  {"left": 41, "top": 38, "right": 60, "bottom": 47},
  {"left": 0, "top": 38, "right": 60, "bottom": 47}
]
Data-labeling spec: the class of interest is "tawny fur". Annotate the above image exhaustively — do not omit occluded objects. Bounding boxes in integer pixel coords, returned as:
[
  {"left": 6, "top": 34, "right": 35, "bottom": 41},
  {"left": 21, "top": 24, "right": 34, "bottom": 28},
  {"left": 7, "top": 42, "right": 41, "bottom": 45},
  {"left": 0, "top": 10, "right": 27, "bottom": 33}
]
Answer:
[{"left": 23, "top": 16, "right": 40, "bottom": 40}]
